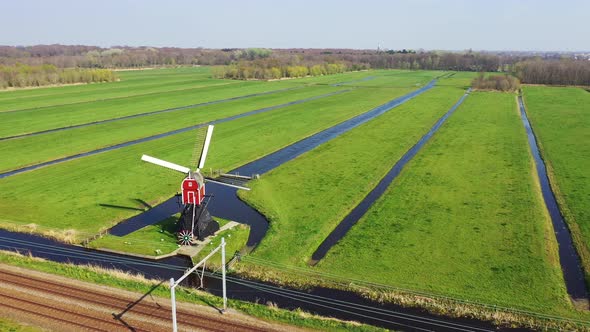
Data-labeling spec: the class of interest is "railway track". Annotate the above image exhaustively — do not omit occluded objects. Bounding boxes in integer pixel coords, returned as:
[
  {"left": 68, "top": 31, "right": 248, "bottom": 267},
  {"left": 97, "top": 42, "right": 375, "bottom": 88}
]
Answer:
[{"left": 0, "top": 267, "right": 284, "bottom": 332}]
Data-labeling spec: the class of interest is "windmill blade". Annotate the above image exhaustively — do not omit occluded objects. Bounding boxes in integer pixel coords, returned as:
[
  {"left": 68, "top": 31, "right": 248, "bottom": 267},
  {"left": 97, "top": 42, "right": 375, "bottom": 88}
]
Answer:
[
  {"left": 197, "top": 125, "right": 214, "bottom": 171},
  {"left": 141, "top": 155, "right": 190, "bottom": 174},
  {"left": 204, "top": 178, "right": 251, "bottom": 191}
]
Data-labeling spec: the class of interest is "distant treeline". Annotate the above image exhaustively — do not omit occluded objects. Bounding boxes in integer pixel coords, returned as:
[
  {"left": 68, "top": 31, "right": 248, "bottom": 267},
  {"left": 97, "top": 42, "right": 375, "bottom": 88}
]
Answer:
[
  {"left": 0, "top": 64, "right": 117, "bottom": 89},
  {"left": 514, "top": 59, "right": 590, "bottom": 86},
  {"left": 471, "top": 73, "right": 520, "bottom": 92},
  {"left": 211, "top": 61, "right": 358, "bottom": 80},
  {"left": 0, "top": 45, "right": 588, "bottom": 86}
]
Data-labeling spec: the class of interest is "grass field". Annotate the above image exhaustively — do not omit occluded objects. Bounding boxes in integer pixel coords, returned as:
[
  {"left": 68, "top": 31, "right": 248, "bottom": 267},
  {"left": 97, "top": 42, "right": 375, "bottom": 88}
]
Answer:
[
  {"left": 0, "top": 85, "right": 345, "bottom": 172},
  {"left": 1, "top": 67, "right": 588, "bottom": 324},
  {"left": 89, "top": 215, "right": 180, "bottom": 256},
  {"left": 0, "top": 81, "right": 296, "bottom": 137},
  {"left": 0, "top": 69, "right": 420, "bottom": 239},
  {"left": 523, "top": 86, "right": 590, "bottom": 275},
  {"left": 317, "top": 92, "right": 571, "bottom": 314},
  {"left": 240, "top": 85, "right": 467, "bottom": 265}
]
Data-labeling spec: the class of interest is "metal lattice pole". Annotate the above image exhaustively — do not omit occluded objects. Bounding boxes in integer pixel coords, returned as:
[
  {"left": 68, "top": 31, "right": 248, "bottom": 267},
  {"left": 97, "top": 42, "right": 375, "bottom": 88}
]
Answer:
[
  {"left": 170, "top": 278, "right": 177, "bottom": 332},
  {"left": 221, "top": 237, "right": 227, "bottom": 312}
]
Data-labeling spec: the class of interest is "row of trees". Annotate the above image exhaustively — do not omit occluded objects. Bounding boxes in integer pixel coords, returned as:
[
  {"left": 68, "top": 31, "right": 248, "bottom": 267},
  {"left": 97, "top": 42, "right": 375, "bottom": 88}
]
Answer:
[
  {"left": 471, "top": 73, "right": 520, "bottom": 92},
  {"left": 514, "top": 59, "right": 590, "bottom": 86},
  {"left": 211, "top": 61, "right": 352, "bottom": 80},
  {"left": 0, "top": 45, "right": 588, "bottom": 86},
  {"left": 0, "top": 64, "right": 117, "bottom": 89}
]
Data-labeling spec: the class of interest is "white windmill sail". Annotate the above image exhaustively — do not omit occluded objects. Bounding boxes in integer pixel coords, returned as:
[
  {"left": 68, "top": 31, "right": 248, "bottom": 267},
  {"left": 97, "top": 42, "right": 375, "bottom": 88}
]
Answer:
[
  {"left": 141, "top": 155, "right": 190, "bottom": 174},
  {"left": 197, "top": 125, "right": 214, "bottom": 171}
]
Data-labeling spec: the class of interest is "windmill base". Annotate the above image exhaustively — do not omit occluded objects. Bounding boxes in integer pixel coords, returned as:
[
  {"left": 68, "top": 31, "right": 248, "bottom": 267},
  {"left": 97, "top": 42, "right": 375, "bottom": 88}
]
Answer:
[{"left": 178, "top": 204, "right": 219, "bottom": 241}]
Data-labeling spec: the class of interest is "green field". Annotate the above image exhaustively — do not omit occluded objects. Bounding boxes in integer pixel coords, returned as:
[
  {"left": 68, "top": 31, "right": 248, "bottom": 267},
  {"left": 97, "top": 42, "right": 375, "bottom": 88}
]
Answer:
[
  {"left": 0, "top": 69, "right": 420, "bottom": 239},
  {"left": 240, "top": 85, "right": 467, "bottom": 264},
  {"left": 318, "top": 92, "right": 571, "bottom": 314},
  {"left": 0, "top": 85, "right": 345, "bottom": 172},
  {"left": 523, "top": 86, "right": 590, "bottom": 275},
  {"left": 2, "top": 68, "right": 585, "bottom": 324}
]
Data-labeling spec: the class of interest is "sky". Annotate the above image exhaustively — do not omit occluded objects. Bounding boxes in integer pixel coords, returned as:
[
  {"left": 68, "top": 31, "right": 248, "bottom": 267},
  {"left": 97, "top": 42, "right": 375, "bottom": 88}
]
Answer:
[{"left": 1, "top": 0, "right": 588, "bottom": 51}]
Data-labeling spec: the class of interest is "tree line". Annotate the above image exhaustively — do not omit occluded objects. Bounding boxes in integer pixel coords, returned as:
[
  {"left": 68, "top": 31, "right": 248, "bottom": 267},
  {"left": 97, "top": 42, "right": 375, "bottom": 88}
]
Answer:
[
  {"left": 211, "top": 61, "right": 355, "bottom": 80},
  {"left": 471, "top": 73, "right": 520, "bottom": 92},
  {"left": 0, "top": 45, "right": 588, "bottom": 86},
  {"left": 0, "top": 64, "right": 117, "bottom": 89}
]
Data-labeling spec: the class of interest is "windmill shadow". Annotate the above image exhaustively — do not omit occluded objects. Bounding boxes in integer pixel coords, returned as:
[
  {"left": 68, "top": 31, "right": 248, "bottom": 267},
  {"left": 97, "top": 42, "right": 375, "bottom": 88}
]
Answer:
[
  {"left": 133, "top": 198, "right": 153, "bottom": 210},
  {"left": 99, "top": 203, "right": 145, "bottom": 211},
  {"left": 99, "top": 198, "right": 152, "bottom": 212}
]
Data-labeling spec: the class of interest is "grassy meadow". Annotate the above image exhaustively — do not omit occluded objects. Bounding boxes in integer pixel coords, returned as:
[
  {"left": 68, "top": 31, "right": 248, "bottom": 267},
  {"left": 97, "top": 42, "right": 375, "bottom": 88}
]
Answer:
[
  {"left": 0, "top": 68, "right": 421, "bottom": 239},
  {"left": 318, "top": 92, "right": 571, "bottom": 314},
  {"left": 240, "top": 85, "right": 467, "bottom": 265},
  {"left": 523, "top": 86, "right": 590, "bottom": 275},
  {"left": 2, "top": 67, "right": 586, "bottom": 322},
  {"left": 0, "top": 85, "right": 345, "bottom": 172}
]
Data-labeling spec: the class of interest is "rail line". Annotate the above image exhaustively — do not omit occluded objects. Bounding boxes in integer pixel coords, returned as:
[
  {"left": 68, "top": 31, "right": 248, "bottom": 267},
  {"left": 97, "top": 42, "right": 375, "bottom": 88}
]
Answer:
[
  {"left": 0, "top": 268, "right": 268, "bottom": 332},
  {"left": 0, "top": 290, "right": 147, "bottom": 332}
]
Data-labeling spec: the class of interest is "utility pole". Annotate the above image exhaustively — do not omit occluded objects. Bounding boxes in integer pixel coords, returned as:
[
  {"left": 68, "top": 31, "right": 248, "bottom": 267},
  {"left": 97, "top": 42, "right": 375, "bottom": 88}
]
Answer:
[
  {"left": 221, "top": 237, "right": 227, "bottom": 312},
  {"left": 170, "top": 237, "right": 227, "bottom": 331}
]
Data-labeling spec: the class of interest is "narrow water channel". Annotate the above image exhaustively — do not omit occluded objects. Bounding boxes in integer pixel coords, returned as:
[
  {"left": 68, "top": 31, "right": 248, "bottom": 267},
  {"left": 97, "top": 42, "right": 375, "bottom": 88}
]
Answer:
[
  {"left": 518, "top": 96, "right": 588, "bottom": 302},
  {"left": 310, "top": 89, "right": 470, "bottom": 264}
]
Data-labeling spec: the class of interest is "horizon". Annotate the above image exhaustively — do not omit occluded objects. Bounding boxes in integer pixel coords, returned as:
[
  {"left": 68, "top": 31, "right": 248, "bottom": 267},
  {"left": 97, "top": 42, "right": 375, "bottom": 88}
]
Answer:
[
  {"left": 2, "top": 0, "right": 588, "bottom": 52},
  {"left": 3, "top": 44, "right": 590, "bottom": 54}
]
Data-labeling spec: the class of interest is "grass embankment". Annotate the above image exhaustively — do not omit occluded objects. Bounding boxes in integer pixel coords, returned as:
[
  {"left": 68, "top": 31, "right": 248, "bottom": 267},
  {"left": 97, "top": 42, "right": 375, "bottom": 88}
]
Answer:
[
  {"left": 0, "top": 251, "right": 384, "bottom": 332},
  {"left": 192, "top": 223, "right": 251, "bottom": 267},
  {"left": 0, "top": 83, "right": 413, "bottom": 239},
  {"left": 319, "top": 92, "right": 571, "bottom": 315},
  {"left": 239, "top": 85, "right": 466, "bottom": 265},
  {"left": 0, "top": 85, "right": 344, "bottom": 172},
  {"left": 88, "top": 215, "right": 248, "bottom": 259},
  {"left": 0, "top": 318, "right": 41, "bottom": 332},
  {"left": 523, "top": 86, "right": 590, "bottom": 276},
  {"left": 89, "top": 215, "right": 180, "bottom": 256}
]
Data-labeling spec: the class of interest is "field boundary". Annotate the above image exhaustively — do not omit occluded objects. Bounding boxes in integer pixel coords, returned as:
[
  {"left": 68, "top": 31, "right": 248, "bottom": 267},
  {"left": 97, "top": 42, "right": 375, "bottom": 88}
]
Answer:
[
  {"left": 520, "top": 93, "right": 590, "bottom": 286},
  {"left": 238, "top": 257, "right": 590, "bottom": 330}
]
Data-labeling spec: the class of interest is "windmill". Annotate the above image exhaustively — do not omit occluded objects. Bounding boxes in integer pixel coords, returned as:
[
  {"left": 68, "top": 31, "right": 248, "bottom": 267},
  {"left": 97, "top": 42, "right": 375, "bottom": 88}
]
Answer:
[{"left": 141, "top": 125, "right": 249, "bottom": 245}]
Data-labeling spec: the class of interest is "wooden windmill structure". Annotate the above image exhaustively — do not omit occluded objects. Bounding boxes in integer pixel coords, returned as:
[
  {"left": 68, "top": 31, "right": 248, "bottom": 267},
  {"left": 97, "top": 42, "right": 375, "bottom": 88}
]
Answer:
[{"left": 141, "top": 125, "right": 249, "bottom": 245}]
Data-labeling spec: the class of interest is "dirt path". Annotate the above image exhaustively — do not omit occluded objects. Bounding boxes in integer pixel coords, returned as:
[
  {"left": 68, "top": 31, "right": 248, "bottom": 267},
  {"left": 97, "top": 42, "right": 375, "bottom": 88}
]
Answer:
[{"left": 0, "top": 264, "right": 308, "bottom": 332}]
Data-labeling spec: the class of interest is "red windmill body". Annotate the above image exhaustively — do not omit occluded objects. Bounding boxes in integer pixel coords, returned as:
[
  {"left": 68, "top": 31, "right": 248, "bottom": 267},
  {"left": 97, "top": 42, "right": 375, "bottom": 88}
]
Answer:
[{"left": 181, "top": 178, "right": 205, "bottom": 205}]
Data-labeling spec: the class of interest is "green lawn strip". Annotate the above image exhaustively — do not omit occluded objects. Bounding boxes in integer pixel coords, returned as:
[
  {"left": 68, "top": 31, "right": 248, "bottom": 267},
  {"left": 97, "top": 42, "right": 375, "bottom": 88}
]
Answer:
[
  {"left": 0, "top": 80, "right": 298, "bottom": 137},
  {"left": 0, "top": 85, "right": 343, "bottom": 172},
  {"left": 0, "top": 251, "right": 385, "bottom": 332},
  {"left": 318, "top": 92, "right": 572, "bottom": 315},
  {"left": 0, "top": 86, "right": 413, "bottom": 238},
  {"left": 0, "top": 317, "right": 41, "bottom": 332},
  {"left": 341, "top": 70, "right": 443, "bottom": 88},
  {"left": 0, "top": 67, "right": 212, "bottom": 104},
  {"left": 88, "top": 215, "right": 236, "bottom": 257},
  {"left": 192, "top": 223, "right": 251, "bottom": 268},
  {"left": 436, "top": 72, "right": 479, "bottom": 88},
  {"left": 0, "top": 77, "right": 230, "bottom": 112},
  {"left": 239, "top": 86, "right": 466, "bottom": 265},
  {"left": 89, "top": 215, "right": 180, "bottom": 256},
  {"left": 522, "top": 86, "right": 590, "bottom": 275}
]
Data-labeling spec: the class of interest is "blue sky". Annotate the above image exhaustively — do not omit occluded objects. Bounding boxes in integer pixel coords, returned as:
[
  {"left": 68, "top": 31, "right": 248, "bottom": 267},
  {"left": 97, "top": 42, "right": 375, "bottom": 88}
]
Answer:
[{"left": 2, "top": 0, "right": 588, "bottom": 51}]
